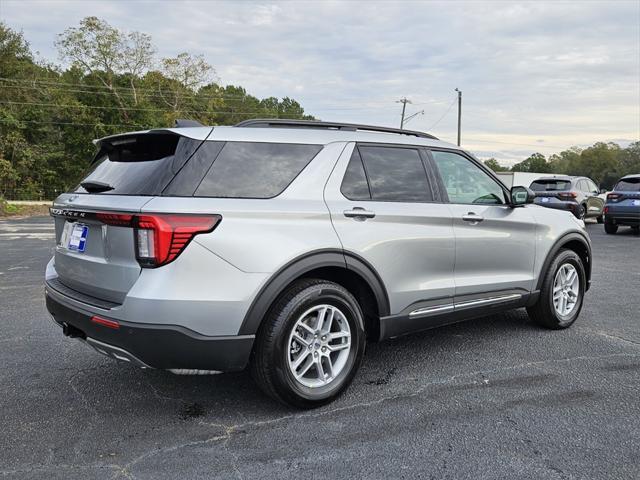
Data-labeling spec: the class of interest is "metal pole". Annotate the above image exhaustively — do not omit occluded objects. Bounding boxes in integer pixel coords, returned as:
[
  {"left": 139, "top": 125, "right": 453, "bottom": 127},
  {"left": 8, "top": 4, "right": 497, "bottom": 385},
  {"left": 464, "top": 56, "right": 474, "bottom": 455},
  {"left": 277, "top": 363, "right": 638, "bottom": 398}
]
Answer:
[
  {"left": 397, "top": 97, "right": 411, "bottom": 129},
  {"left": 455, "top": 88, "right": 462, "bottom": 146}
]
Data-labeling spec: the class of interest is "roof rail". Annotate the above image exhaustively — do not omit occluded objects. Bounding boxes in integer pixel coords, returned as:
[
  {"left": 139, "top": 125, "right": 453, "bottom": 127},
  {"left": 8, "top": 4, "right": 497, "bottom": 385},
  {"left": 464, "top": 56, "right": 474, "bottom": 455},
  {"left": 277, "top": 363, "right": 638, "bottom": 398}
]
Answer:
[{"left": 234, "top": 119, "right": 438, "bottom": 140}]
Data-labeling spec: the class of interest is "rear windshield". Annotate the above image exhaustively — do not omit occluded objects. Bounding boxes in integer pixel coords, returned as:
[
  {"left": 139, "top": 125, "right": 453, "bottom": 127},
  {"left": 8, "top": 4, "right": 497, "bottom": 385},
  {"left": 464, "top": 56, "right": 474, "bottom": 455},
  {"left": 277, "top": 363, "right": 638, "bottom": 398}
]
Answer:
[
  {"left": 74, "top": 134, "right": 202, "bottom": 195},
  {"left": 530, "top": 180, "right": 572, "bottom": 191},
  {"left": 615, "top": 178, "right": 640, "bottom": 192}
]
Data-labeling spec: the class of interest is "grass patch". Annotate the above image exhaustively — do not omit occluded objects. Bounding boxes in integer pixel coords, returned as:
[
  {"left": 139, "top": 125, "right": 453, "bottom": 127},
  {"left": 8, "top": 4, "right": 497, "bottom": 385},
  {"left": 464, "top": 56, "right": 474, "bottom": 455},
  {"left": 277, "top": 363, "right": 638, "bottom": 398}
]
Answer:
[{"left": 0, "top": 199, "right": 51, "bottom": 217}]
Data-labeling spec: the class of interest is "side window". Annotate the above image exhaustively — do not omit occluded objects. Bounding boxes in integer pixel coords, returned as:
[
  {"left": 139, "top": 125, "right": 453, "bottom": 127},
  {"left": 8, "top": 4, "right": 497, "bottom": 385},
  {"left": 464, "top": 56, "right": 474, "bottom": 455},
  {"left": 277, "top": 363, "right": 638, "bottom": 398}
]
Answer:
[
  {"left": 577, "top": 180, "right": 588, "bottom": 192},
  {"left": 341, "top": 148, "right": 371, "bottom": 200},
  {"left": 195, "top": 142, "right": 322, "bottom": 198},
  {"left": 358, "top": 146, "right": 433, "bottom": 202},
  {"left": 587, "top": 180, "right": 599, "bottom": 193},
  {"left": 430, "top": 151, "right": 506, "bottom": 205}
]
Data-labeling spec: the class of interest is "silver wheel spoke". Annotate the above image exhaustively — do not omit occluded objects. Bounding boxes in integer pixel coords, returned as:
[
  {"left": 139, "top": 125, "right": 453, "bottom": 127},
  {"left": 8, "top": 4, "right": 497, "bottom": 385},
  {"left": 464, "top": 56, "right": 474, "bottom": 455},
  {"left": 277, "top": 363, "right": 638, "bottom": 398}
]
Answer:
[
  {"left": 293, "top": 333, "right": 309, "bottom": 347},
  {"left": 323, "top": 354, "right": 334, "bottom": 379},
  {"left": 292, "top": 349, "right": 311, "bottom": 370},
  {"left": 315, "top": 307, "right": 327, "bottom": 331},
  {"left": 298, "top": 322, "right": 315, "bottom": 336},
  {"left": 327, "top": 342, "right": 349, "bottom": 352},
  {"left": 328, "top": 331, "right": 349, "bottom": 341},
  {"left": 296, "top": 356, "right": 315, "bottom": 378},
  {"left": 316, "top": 357, "right": 325, "bottom": 382}
]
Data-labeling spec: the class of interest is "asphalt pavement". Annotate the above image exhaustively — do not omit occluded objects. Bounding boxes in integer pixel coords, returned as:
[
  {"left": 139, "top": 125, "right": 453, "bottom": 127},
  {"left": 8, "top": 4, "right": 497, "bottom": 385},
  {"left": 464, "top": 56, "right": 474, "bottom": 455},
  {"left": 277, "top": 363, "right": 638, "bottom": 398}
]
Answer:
[{"left": 1, "top": 216, "right": 639, "bottom": 479}]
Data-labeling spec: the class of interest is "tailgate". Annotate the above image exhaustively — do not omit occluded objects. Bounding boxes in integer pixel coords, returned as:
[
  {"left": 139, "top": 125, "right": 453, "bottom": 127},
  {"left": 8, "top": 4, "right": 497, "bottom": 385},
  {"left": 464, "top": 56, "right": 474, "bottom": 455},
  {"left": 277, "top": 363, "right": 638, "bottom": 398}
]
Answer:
[{"left": 51, "top": 194, "right": 152, "bottom": 304}]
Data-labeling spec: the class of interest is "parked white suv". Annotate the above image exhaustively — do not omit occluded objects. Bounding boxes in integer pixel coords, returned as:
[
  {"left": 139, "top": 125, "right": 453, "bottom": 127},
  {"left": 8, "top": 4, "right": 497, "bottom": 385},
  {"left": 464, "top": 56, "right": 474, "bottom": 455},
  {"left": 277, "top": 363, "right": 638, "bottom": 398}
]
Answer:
[{"left": 45, "top": 119, "right": 592, "bottom": 407}]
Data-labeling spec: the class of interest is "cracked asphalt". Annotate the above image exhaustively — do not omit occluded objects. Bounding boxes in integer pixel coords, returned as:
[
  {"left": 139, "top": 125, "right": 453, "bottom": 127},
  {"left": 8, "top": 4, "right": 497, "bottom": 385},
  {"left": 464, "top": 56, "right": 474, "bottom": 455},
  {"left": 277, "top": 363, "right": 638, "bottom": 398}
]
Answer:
[{"left": 1, "top": 216, "right": 639, "bottom": 479}]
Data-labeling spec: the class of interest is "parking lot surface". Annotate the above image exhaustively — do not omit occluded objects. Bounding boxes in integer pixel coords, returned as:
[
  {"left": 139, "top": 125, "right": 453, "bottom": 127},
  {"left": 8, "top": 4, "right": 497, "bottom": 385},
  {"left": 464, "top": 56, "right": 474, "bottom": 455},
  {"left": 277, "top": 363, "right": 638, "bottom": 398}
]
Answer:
[{"left": 1, "top": 216, "right": 639, "bottom": 479}]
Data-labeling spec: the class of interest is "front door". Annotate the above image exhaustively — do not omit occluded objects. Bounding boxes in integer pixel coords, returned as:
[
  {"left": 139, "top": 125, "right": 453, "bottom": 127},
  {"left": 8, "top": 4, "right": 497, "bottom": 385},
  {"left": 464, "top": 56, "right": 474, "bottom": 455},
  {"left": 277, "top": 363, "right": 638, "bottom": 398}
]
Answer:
[{"left": 428, "top": 149, "right": 537, "bottom": 303}]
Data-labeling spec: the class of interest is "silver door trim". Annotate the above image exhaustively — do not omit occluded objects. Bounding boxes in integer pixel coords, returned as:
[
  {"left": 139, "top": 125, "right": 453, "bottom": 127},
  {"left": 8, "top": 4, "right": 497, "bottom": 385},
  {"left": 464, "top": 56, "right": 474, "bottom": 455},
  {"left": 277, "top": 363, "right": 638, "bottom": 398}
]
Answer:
[
  {"left": 408, "top": 293, "right": 522, "bottom": 318},
  {"left": 409, "top": 304, "right": 454, "bottom": 318},
  {"left": 454, "top": 293, "right": 522, "bottom": 310}
]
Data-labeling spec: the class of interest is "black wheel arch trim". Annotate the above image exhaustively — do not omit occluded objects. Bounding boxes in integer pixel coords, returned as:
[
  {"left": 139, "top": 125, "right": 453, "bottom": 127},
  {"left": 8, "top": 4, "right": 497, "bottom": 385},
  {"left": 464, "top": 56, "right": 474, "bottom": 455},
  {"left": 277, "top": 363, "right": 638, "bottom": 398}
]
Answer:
[
  {"left": 238, "top": 249, "right": 390, "bottom": 335},
  {"left": 536, "top": 232, "right": 592, "bottom": 292}
]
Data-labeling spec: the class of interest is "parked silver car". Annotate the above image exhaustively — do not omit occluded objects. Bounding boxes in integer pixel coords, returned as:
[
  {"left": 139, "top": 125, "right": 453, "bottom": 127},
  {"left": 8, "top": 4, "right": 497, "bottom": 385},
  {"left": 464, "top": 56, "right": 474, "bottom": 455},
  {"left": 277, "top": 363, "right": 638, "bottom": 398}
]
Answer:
[{"left": 45, "top": 119, "right": 592, "bottom": 407}]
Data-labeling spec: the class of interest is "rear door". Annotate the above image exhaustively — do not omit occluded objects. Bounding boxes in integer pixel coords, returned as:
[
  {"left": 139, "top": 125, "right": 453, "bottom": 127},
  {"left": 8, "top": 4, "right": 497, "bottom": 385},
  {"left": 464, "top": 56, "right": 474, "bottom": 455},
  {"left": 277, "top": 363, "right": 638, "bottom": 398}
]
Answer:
[
  {"left": 583, "top": 178, "right": 604, "bottom": 216},
  {"left": 428, "top": 149, "right": 537, "bottom": 302},
  {"left": 51, "top": 131, "right": 209, "bottom": 303},
  {"left": 324, "top": 143, "right": 455, "bottom": 319}
]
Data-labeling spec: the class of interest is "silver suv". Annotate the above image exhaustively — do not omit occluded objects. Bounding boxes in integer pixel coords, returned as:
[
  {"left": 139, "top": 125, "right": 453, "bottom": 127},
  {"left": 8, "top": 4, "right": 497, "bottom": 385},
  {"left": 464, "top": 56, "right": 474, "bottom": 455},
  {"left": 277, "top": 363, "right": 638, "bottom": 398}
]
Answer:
[{"left": 45, "top": 119, "right": 592, "bottom": 408}]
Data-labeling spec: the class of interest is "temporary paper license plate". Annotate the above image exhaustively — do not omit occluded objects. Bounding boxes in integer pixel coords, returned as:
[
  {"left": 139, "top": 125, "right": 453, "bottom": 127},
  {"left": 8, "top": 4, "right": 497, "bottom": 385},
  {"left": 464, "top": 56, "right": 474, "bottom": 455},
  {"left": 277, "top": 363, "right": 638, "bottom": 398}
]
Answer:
[
  {"left": 61, "top": 222, "right": 88, "bottom": 252},
  {"left": 541, "top": 197, "right": 550, "bottom": 203}
]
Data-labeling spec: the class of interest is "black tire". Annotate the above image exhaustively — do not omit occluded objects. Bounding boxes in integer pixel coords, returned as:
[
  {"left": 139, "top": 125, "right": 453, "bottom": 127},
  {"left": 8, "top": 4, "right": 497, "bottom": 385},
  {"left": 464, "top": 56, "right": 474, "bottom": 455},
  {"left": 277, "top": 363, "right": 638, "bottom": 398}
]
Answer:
[
  {"left": 596, "top": 214, "right": 604, "bottom": 224},
  {"left": 604, "top": 222, "right": 618, "bottom": 234},
  {"left": 577, "top": 204, "right": 586, "bottom": 220},
  {"left": 527, "top": 249, "right": 586, "bottom": 330},
  {"left": 251, "top": 279, "right": 366, "bottom": 408}
]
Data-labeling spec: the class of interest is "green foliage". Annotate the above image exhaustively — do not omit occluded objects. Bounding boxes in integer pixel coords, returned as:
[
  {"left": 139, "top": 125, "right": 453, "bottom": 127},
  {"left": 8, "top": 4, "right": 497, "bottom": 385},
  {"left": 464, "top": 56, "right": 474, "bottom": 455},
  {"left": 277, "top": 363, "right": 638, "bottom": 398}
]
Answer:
[
  {"left": 483, "top": 158, "right": 508, "bottom": 172},
  {"left": 0, "top": 19, "right": 315, "bottom": 199},
  {"left": 505, "top": 143, "right": 639, "bottom": 188},
  {"left": 511, "top": 153, "right": 551, "bottom": 173}
]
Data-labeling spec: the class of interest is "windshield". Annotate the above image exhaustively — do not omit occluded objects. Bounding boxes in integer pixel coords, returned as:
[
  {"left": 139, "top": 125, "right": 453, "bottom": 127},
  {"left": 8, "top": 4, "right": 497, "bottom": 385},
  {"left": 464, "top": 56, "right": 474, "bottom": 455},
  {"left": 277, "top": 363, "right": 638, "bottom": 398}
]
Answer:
[
  {"left": 615, "top": 178, "right": 640, "bottom": 192},
  {"left": 530, "top": 180, "right": 572, "bottom": 191}
]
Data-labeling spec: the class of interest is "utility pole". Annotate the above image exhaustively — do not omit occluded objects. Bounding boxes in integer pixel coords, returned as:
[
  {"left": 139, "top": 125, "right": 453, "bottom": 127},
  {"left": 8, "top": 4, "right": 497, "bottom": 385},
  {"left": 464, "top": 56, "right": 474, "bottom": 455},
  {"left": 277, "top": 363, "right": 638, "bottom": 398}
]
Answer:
[
  {"left": 455, "top": 88, "right": 462, "bottom": 146},
  {"left": 396, "top": 97, "right": 411, "bottom": 129}
]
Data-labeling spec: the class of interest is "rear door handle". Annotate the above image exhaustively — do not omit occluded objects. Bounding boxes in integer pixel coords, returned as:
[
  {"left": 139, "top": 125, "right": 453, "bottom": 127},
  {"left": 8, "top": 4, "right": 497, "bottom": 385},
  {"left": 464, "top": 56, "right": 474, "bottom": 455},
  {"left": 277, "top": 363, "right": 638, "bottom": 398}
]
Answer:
[
  {"left": 343, "top": 207, "right": 376, "bottom": 220},
  {"left": 462, "top": 212, "right": 484, "bottom": 223}
]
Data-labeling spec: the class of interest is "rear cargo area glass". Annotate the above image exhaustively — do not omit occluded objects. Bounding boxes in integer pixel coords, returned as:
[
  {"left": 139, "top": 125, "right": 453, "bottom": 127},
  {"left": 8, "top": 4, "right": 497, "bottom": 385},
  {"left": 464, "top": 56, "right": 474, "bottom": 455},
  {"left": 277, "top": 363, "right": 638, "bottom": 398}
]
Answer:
[{"left": 74, "top": 134, "right": 202, "bottom": 196}]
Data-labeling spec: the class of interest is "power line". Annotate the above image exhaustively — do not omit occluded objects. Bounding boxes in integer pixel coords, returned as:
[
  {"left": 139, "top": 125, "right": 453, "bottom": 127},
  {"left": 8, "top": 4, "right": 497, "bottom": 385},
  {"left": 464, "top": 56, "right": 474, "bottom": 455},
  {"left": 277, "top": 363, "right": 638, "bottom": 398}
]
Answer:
[
  {"left": 0, "top": 100, "right": 281, "bottom": 115},
  {"left": 427, "top": 97, "right": 457, "bottom": 130}
]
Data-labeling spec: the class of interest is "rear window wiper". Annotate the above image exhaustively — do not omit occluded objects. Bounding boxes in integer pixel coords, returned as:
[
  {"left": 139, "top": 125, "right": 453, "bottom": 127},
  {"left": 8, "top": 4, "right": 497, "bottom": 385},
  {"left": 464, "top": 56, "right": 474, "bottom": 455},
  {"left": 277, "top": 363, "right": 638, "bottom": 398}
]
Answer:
[{"left": 81, "top": 181, "right": 114, "bottom": 193}]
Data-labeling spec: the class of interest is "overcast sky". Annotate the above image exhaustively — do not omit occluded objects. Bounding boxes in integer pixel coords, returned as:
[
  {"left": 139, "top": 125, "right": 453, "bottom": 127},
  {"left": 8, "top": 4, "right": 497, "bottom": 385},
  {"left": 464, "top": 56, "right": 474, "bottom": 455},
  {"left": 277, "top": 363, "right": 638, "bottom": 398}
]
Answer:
[{"left": 2, "top": 0, "right": 639, "bottom": 164}]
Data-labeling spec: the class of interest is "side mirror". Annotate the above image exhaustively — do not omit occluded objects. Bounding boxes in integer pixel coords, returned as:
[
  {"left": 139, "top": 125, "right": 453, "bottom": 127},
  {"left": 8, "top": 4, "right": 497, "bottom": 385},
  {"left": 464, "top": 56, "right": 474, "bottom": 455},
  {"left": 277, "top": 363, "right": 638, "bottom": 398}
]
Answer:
[
  {"left": 600, "top": 188, "right": 607, "bottom": 194},
  {"left": 510, "top": 185, "right": 535, "bottom": 206}
]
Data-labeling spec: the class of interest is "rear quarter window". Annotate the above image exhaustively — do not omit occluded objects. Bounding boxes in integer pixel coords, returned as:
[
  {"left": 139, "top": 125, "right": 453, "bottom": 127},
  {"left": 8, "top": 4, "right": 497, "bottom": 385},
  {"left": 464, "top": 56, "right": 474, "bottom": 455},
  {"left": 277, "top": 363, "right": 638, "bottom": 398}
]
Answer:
[{"left": 194, "top": 142, "right": 322, "bottom": 198}]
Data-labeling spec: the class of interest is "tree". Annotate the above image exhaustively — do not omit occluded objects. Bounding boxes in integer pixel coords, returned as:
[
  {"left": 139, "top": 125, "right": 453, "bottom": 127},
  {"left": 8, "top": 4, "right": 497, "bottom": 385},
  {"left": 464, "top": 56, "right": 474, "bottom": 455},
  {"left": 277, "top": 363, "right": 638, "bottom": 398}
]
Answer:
[
  {"left": 158, "top": 52, "right": 214, "bottom": 113},
  {"left": 511, "top": 153, "right": 550, "bottom": 173},
  {"left": 483, "top": 158, "right": 508, "bottom": 172},
  {"left": 55, "top": 17, "right": 155, "bottom": 119}
]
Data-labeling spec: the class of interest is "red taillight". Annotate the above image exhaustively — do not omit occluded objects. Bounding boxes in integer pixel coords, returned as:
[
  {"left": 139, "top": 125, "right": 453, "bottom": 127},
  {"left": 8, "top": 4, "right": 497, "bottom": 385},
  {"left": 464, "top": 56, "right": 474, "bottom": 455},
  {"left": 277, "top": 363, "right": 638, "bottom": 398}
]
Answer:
[
  {"left": 134, "top": 214, "right": 221, "bottom": 268},
  {"left": 96, "top": 212, "right": 134, "bottom": 227},
  {"left": 607, "top": 193, "right": 621, "bottom": 201},
  {"left": 91, "top": 315, "right": 120, "bottom": 330},
  {"left": 604, "top": 206, "right": 609, "bottom": 214},
  {"left": 557, "top": 192, "right": 577, "bottom": 200}
]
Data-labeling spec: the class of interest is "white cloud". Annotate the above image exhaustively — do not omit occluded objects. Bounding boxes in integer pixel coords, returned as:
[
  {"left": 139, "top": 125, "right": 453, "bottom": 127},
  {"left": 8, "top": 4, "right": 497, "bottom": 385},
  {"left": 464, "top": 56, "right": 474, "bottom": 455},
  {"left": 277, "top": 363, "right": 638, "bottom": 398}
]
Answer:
[{"left": 2, "top": 0, "right": 639, "bottom": 164}]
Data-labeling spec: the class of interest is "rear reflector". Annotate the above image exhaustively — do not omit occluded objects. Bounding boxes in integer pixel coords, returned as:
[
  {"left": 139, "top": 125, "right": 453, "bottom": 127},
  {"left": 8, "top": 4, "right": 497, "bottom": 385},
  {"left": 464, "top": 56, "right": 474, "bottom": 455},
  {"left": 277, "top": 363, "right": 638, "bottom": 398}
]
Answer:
[{"left": 91, "top": 315, "right": 120, "bottom": 330}]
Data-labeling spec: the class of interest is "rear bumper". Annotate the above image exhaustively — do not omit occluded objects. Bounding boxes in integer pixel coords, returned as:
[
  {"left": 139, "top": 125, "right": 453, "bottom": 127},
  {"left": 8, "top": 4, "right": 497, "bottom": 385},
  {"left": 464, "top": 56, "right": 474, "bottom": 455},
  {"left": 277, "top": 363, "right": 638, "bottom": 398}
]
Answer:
[
  {"left": 605, "top": 211, "right": 640, "bottom": 226},
  {"left": 45, "top": 289, "right": 254, "bottom": 372},
  {"left": 534, "top": 199, "right": 581, "bottom": 218}
]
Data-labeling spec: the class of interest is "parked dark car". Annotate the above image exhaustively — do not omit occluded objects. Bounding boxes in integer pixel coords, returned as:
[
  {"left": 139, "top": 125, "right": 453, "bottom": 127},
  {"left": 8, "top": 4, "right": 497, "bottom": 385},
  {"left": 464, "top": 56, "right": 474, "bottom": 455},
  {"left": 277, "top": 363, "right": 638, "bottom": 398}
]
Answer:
[
  {"left": 530, "top": 176, "right": 604, "bottom": 221},
  {"left": 604, "top": 174, "right": 640, "bottom": 234}
]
